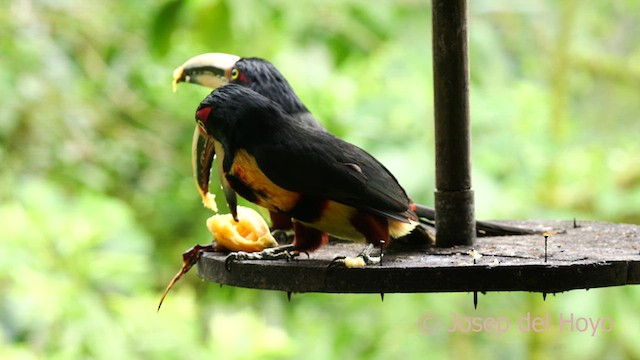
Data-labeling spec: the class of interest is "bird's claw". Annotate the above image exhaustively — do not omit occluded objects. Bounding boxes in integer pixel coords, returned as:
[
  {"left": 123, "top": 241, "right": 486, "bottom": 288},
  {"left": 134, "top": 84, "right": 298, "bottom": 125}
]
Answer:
[{"left": 224, "top": 245, "right": 302, "bottom": 271}]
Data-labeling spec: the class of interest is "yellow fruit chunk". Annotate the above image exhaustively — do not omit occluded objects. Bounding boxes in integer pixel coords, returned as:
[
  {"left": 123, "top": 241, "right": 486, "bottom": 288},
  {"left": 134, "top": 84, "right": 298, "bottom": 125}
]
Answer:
[
  {"left": 201, "top": 192, "right": 218, "bottom": 212},
  {"left": 343, "top": 256, "right": 366, "bottom": 268},
  {"left": 206, "top": 206, "right": 278, "bottom": 252}
]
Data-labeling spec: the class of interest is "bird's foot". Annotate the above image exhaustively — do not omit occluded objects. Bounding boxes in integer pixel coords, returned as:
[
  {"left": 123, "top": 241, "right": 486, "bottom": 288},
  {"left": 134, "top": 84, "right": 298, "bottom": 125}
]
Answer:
[
  {"left": 329, "top": 243, "right": 382, "bottom": 268},
  {"left": 225, "top": 244, "right": 306, "bottom": 271}
]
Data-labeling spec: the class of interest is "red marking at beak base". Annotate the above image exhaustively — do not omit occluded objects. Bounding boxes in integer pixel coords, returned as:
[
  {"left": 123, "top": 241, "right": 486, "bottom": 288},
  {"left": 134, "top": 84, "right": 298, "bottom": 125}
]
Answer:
[{"left": 196, "top": 106, "right": 213, "bottom": 126}]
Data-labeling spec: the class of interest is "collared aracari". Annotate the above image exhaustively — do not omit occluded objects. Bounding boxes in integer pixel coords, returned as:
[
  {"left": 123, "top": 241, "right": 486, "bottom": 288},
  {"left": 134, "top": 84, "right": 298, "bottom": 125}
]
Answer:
[
  {"left": 194, "top": 84, "right": 427, "bottom": 263},
  {"left": 174, "top": 53, "right": 540, "bottom": 238},
  {"left": 174, "top": 53, "right": 322, "bottom": 231}
]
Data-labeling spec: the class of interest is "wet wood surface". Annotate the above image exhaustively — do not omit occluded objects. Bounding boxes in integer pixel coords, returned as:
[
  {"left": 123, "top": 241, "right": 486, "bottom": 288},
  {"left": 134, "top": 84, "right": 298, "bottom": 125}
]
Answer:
[{"left": 197, "top": 221, "right": 640, "bottom": 294}]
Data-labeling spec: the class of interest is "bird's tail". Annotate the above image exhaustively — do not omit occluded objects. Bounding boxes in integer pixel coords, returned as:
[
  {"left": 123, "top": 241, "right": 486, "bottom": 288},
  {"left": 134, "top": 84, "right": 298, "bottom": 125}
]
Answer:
[{"left": 414, "top": 203, "right": 544, "bottom": 237}]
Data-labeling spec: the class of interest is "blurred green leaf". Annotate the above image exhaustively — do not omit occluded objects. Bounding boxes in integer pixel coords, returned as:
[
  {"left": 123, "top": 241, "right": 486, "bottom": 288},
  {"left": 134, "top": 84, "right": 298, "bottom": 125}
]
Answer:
[
  {"left": 1, "top": 0, "right": 639, "bottom": 358},
  {"left": 150, "top": 0, "right": 185, "bottom": 56}
]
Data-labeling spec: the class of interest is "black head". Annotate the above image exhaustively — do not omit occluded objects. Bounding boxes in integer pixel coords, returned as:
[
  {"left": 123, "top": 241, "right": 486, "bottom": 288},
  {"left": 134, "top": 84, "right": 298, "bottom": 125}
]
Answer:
[
  {"left": 230, "top": 58, "right": 309, "bottom": 115},
  {"left": 195, "top": 84, "right": 289, "bottom": 143}
]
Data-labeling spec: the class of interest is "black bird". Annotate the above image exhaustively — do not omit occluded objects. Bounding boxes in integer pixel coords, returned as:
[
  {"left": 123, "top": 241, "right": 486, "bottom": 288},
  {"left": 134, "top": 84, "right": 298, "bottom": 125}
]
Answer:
[
  {"left": 174, "top": 53, "right": 320, "bottom": 231},
  {"left": 174, "top": 53, "right": 540, "bottom": 237},
  {"left": 195, "top": 84, "right": 427, "bottom": 262}
]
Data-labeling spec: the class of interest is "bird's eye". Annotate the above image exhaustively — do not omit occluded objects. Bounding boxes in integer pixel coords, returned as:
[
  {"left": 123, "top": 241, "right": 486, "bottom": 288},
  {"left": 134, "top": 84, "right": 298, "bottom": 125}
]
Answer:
[{"left": 231, "top": 68, "right": 239, "bottom": 80}]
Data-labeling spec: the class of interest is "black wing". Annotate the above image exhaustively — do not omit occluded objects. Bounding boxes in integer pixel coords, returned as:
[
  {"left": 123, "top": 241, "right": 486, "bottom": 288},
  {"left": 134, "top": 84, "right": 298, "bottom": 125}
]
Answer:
[{"left": 249, "top": 129, "right": 416, "bottom": 222}]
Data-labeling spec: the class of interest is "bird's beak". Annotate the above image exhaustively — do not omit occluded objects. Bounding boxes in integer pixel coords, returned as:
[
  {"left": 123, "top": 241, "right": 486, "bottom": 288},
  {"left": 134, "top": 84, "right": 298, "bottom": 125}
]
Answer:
[
  {"left": 192, "top": 126, "right": 216, "bottom": 203},
  {"left": 173, "top": 53, "right": 241, "bottom": 92},
  {"left": 192, "top": 125, "right": 238, "bottom": 220}
]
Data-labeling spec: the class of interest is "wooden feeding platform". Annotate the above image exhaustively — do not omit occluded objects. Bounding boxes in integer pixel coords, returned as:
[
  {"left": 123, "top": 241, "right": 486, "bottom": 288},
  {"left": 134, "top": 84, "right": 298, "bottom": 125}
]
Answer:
[
  {"left": 191, "top": 1, "right": 640, "bottom": 298},
  {"left": 197, "top": 220, "right": 640, "bottom": 295}
]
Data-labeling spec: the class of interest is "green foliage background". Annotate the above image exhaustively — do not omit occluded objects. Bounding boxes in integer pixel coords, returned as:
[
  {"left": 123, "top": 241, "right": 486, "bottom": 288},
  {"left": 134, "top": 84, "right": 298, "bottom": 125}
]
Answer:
[{"left": 1, "top": 0, "right": 639, "bottom": 358}]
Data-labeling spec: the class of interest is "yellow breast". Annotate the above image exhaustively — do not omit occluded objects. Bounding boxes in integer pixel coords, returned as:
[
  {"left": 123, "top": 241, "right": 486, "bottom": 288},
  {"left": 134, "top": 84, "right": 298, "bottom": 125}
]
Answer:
[
  {"left": 229, "top": 149, "right": 301, "bottom": 212},
  {"left": 297, "top": 201, "right": 363, "bottom": 241},
  {"left": 297, "top": 200, "right": 418, "bottom": 242}
]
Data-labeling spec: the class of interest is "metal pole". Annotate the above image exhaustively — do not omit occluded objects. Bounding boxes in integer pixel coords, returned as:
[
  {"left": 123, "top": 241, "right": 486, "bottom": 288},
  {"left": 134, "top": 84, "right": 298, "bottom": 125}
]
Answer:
[{"left": 432, "top": 0, "right": 476, "bottom": 246}]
